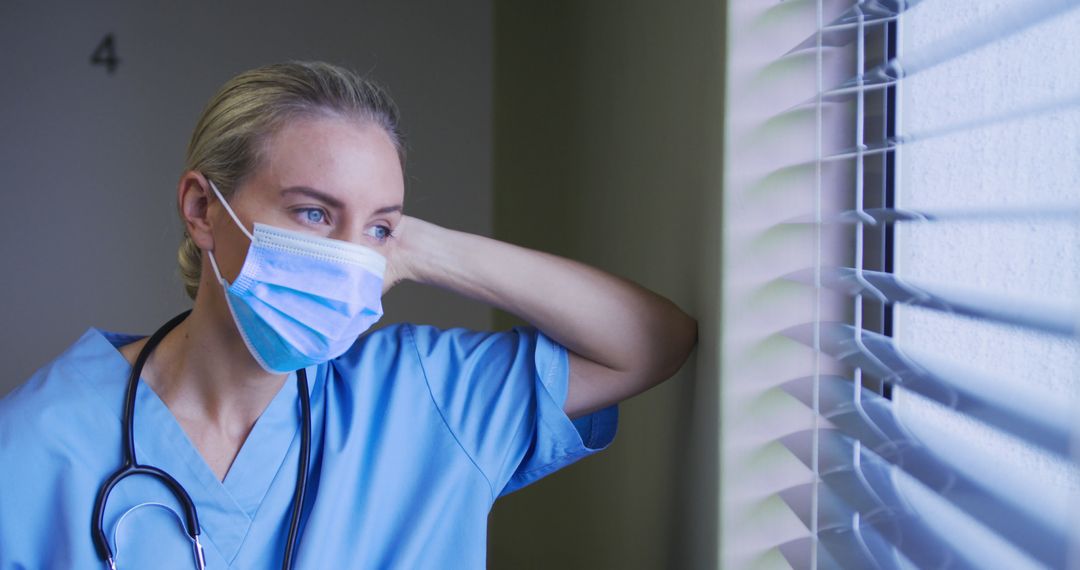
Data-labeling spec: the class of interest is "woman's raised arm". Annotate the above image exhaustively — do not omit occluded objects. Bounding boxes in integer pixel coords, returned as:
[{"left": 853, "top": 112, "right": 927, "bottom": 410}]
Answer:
[{"left": 385, "top": 216, "right": 698, "bottom": 419}]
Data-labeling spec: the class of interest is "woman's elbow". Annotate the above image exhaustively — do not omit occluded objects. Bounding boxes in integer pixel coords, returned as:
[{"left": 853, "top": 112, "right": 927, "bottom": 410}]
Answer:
[{"left": 654, "top": 309, "right": 699, "bottom": 384}]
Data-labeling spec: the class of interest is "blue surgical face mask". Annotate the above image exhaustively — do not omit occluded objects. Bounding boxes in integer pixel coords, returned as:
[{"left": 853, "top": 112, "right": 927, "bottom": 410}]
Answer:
[{"left": 205, "top": 179, "right": 386, "bottom": 373}]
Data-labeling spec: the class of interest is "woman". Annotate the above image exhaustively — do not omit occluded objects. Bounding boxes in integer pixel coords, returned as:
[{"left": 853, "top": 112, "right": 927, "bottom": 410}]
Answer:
[{"left": 0, "top": 61, "right": 697, "bottom": 568}]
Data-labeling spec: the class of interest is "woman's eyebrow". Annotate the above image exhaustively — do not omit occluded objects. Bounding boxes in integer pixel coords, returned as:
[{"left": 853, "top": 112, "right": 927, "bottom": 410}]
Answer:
[
  {"left": 282, "top": 187, "right": 402, "bottom": 216},
  {"left": 281, "top": 186, "right": 345, "bottom": 209},
  {"left": 373, "top": 204, "right": 403, "bottom": 215}
]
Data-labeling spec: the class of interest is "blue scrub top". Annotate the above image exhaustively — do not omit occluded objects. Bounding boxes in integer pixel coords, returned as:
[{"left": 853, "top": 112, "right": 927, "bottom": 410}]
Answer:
[{"left": 0, "top": 323, "right": 618, "bottom": 568}]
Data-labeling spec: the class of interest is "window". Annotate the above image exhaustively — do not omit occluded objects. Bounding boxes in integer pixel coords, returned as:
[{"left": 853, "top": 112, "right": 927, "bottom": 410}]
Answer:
[
  {"left": 890, "top": 1, "right": 1080, "bottom": 567},
  {"left": 721, "top": 1, "right": 1079, "bottom": 567}
]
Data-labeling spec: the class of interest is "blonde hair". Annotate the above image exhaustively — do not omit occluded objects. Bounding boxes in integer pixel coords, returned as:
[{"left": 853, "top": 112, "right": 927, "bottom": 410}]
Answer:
[{"left": 179, "top": 61, "right": 405, "bottom": 299}]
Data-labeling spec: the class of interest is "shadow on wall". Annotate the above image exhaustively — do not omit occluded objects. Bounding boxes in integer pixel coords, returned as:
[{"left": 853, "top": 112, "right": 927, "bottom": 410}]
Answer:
[{"left": 488, "top": 1, "right": 725, "bottom": 568}]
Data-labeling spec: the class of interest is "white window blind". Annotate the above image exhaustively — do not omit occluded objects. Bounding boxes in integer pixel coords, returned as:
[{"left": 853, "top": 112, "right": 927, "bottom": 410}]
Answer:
[{"left": 769, "top": 0, "right": 1080, "bottom": 568}]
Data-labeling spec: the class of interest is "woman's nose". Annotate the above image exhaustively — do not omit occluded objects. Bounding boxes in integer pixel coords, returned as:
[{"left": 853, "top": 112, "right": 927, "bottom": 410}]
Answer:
[{"left": 332, "top": 219, "right": 368, "bottom": 246}]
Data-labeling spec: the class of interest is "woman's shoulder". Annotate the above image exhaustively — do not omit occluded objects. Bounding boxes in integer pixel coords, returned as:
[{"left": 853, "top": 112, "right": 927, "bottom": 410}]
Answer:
[
  {"left": 330, "top": 322, "right": 537, "bottom": 390},
  {"left": 0, "top": 328, "right": 127, "bottom": 457},
  {"left": 341, "top": 321, "right": 535, "bottom": 364},
  {"left": 337, "top": 321, "right": 458, "bottom": 360}
]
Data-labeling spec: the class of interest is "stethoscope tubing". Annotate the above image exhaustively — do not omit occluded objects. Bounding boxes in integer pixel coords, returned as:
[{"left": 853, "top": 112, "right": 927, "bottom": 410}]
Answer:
[
  {"left": 282, "top": 366, "right": 311, "bottom": 569},
  {"left": 91, "top": 310, "right": 310, "bottom": 570}
]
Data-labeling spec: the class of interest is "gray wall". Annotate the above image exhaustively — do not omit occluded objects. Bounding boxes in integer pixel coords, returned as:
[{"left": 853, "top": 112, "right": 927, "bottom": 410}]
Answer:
[
  {"left": 0, "top": 0, "right": 493, "bottom": 394},
  {"left": 488, "top": 2, "right": 725, "bottom": 568}
]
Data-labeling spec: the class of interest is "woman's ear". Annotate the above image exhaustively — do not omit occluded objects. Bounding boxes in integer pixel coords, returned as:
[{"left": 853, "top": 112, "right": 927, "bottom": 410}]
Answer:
[{"left": 178, "top": 171, "right": 215, "bottom": 251}]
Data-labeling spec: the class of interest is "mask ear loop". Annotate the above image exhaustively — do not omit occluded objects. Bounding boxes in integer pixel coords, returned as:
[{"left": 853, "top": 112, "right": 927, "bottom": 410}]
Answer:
[{"left": 205, "top": 179, "right": 254, "bottom": 285}]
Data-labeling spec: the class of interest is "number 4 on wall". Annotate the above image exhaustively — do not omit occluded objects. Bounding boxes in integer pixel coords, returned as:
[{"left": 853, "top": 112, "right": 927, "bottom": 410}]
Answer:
[{"left": 91, "top": 34, "right": 120, "bottom": 74}]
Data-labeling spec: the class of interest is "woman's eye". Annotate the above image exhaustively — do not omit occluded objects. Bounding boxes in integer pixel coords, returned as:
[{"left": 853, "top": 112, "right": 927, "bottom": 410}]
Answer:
[
  {"left": 299, "top": 208, "right": 328, "bottom": 225},
  {"left": 366, "top": 225, "right": 394, "bottom": 243}
]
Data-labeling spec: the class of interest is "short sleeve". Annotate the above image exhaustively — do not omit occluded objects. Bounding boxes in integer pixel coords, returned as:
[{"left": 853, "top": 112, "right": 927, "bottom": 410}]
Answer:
[{"left": 405, "top": 324, "right": 618, "bottom": 500}]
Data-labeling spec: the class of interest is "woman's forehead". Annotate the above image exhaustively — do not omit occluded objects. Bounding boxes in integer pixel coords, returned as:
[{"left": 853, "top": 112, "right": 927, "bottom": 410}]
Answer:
[{"left": 250, "top": 115, "right": 404, "bottom": 210}]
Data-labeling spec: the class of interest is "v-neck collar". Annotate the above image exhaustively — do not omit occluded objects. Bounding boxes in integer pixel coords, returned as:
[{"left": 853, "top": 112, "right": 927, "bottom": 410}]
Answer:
[{"left": 78, "top": 328, "right": 320, "bottom": 566}]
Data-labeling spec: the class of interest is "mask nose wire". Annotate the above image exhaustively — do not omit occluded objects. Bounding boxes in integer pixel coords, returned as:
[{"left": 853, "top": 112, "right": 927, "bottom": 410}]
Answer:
[{"left": 206, "top": 178, "right": 254, "bottom": 285}]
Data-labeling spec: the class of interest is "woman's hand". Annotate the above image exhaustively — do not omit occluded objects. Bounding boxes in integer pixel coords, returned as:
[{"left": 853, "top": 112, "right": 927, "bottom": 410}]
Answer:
[
  {"left": 378, "top": 215, "right": 698, "bottom": 419},
  {"left": 379, "top": 215, "right": 464, "bottom": 295},
  {"left": 380, "top": 215, "right": 417, "bottom": 295}
]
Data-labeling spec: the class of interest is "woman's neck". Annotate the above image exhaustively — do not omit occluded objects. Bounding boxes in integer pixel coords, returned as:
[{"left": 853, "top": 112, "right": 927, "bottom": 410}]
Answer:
[
  {"left": 158, "top": 298, "right": 288, "bottom": 423},
  {"left": 119, "top": 291, "right": 289, "bottom": 477}
]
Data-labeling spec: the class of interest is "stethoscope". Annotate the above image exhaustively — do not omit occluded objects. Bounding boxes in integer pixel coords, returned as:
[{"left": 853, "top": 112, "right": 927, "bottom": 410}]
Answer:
[{"left": 91, "top": 310, "right": 312, "bottom": 570}]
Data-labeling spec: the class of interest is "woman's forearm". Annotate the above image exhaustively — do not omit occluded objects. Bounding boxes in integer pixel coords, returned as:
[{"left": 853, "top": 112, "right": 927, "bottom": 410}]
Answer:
[{"left": 394, "top": 216, "right": 697, "bottom": 405}]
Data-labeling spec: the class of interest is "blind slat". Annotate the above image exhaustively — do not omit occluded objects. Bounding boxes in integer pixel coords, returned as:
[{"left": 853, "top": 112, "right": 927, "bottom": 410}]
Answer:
[
  {"left": 786, "top": 466, "right": 980, "bottom": 569},
  {"left": 780, "top": 486, "right": 909, "bottom": 569},
  {"left": 780, "top": 485, "right": 904, "bottom": 569},
  {"left": 779, "top": 482, "right": 861, "bottom": 534},
  {"left": 784, "top": 267, "right": 1077, "bottom": 336},
  {"left": 777, "top": 536, "right": 853, "bottom": 570},
  {"left": 832, "top": 0, "right": 921, "bottom": 25},
  {"left": 783, "top": 92, "right": 1080, "bottom": 169},
  {"left": 780, "top": 206, "right": 1080, "bottom": 227},
  {"left": 784, "top": 323, "right": 1073, "bottom": 456},
  {"left": 789, "top": 0, "right": 922, "bottom": 56},
  {"left": 781, "top": 411, "right": 1068, "bottom": 568},
  {"left": 819, "top": 91, "right": 1080, "bottom": 162},
  {"left": 817, "top": 525, "right": 905, "bottom": 570},
  {"left": 795, "top": 205, "right": 1080, "bottom": 225},
  {"left": 782, "top": 431, "right": 1052, "bottom": 569},
  {"left": 788, "top": 17, "right": 895, "bottom": 56},
  {"left": 838, "top": 0, "right": 1077, "bottom": 88},
  {"left": 785, "top": 375, "right": 1070, "bottom": 566}
]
